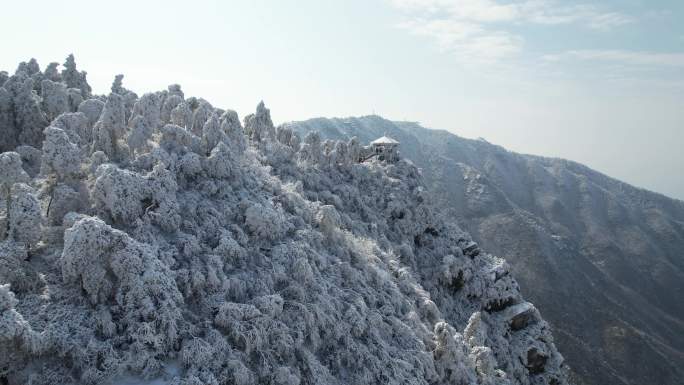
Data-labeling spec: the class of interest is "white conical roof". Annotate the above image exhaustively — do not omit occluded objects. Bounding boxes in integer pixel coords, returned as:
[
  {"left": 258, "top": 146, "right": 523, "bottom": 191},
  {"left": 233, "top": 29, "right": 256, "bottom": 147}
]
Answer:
[{"left": 371, "top": 135, "right": 399, "bottom": 145}]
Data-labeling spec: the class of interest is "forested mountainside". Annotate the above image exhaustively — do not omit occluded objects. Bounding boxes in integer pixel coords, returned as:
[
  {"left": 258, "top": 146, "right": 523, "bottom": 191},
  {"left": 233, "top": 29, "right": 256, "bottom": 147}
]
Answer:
[
  {"left": 0, "top": 57, "right": 567, "bottom": 385},
  {"left": 286, "top": 116, "right": 684, "bottom": 385}
]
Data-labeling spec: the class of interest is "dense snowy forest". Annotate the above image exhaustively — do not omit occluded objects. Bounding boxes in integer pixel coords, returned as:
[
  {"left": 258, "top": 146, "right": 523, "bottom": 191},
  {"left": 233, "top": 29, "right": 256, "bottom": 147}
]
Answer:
[{"left": 0, "top": 56, "right": 567, "bottom": 385}]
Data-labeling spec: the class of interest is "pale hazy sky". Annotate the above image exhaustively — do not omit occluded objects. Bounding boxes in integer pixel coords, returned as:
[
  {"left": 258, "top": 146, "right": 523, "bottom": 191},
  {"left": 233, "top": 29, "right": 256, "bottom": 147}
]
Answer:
[{"left": 2, "top": 0, "right": 683, "bottom": 199}]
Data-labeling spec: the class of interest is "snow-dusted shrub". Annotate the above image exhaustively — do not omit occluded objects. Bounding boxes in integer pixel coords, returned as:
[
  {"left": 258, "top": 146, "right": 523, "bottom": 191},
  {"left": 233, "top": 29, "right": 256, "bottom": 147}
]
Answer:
[
  {"left": 226, "top": 360, "right": 254, "bottom": 385},
  {"left": 41, "top": 126, "right": 81, "bottom": 180},
  {"left": 432, "top": 322, "right": 476, "bottom": 384},
  {"left": 178, "top": 152, "right": 203, "bottom": 179},
  {"left": 470, "top": 346, "right": 501, "bottom": 379},
  {"left": 0, "top": 284, "right": 18, "bottom": 311},
  {"left": 220, "top": 109, "right": 246, "bottom": 153},
  {"left": 92, "top": 93, "right": 126, "bottom": 159},
  {"left": 132, "top": 92, "right": 162, "bottom": 131},
  {"left": 0, "top": 154, "right": 33, "bottom": 243},
  {"left": 15, "top": 58, "right": 40, "bottom": 78},
  {"left": 126, "top": 115, "right": 151, "bottom": 155},
  {"left": 201, "top": 113, "right": 225, "bottom": 155},
  {"left": 77, "top": 98, "right": 105, "bottom": 130},
  {"left": 46, "top": 183, "right": 82, "bottom": 225},
  {"left": 333, "top": 140, "right": 349, "bottom": 166},
  {"left": 0, "top": 284, "right": 28, "bottom": 346},
  {"left": 180, "top": 337, "right": 213, "bottom": 368},
  {"left": 162, "top": 94, "right": 183, "bottom": 124},
  {"left": 204, "top": 142, "right": 234, "bottom": 179},
  {"left": 171, "top": 102, "right": 193, "bottom": 129},
  {"left": 7, "top": 183, "right": 42, "bottom": 247},
  {"left": 251, "top": 294, "right": 284, "bottom": 317},
  {"left": 191, "top": 99, "right": 214, "bottom": 136},
  {"left": 213, "top": 230, "right": 246, "bottom": 265},
  {"left": 67, "top": 88, "right": 84, "bottom": 112},
  {"left": 10, "top": 76, "right": 48, "bottom": 148},
  {"left": 51, "top": 112, "right": 90, "bottom": 148},
  {"left": 0, "top": 152, "right": 30, "bottom": 191},
  {"left": 89, "top": 150, "right": 108, "bottom": 173},
  {"left": 60, "top": 216, "right": 183, "bottom": 342},
  {"left": 40, "top": 79, "right": 68, "bottom": 121},
  {"left": 214, "top": 302, "right": 262, "bottom": 330},
  {"left": 463, "top": 311, "right": 488, "bottom": 347},
  {"left": 276, "top": 125, "right": 295, "bottom": 147},
  {"left": 244, "top": 202, "right": 288, "bottom": 240},
  {"left": 44, "top": 62, "right": 61, "bottom": 82},
  {"left": 14, "top": 145, "right": 41, "bottom": 177},
  {"left": 92, "top": 164, "right": 149, "bottom": 223},
  {"left": 0, "top": 86, "right": 16, "bottom": 152},
  {"left": 91, "top": 162, "right": 180, "bottom": 231},
  {"left": 291, "top": 256, "right": 314, "bottom": 284},
  {"left": 146, "top": 164, "right": 181, "bottom": 232},
  {"left": 167, "top": 83, "right": 184, "bottom": 98},
  {"left": 272, "top": 366, "right": 300, "bottom": 385},
  {"left": 244, "top": 101, "right": 275, "bottom": 142},
  {"left": 161, "top": 123, "right": 201, "bottom": 154},
  {"left": 347, "top": 136, "right": 361, "bottom": 163},
  {"left": 298, "top": 131, "right": 322, "bottom": 165},
  {"left": 0, "top": 241, "right": 42, "bottom": 295},
  {"left": 110, "top": 74, "right": 125, "bottom": 95},
  {"left": 315, "top": 204, "right": 341, "bottom": 236},
  {"left": 61, "top": 54, "right": 91, "bottom": 98}
]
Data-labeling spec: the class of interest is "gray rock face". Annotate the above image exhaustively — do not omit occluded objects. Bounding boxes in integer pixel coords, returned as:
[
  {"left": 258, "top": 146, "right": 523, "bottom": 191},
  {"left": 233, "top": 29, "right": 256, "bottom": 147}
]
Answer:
[
  {"left": 286, "top": 115, "right": 684, "bottom": 385},
  {"left": 0, "top": 58, "right": 568, "bottom": 385}
]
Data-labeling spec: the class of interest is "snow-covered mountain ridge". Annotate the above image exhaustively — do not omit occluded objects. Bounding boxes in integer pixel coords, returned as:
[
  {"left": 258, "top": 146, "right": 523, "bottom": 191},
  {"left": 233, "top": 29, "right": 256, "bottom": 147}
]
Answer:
[
  {"left": 285, "top": 116, "right": 684, "bottom": 385},
  {"left": 0, "top": 57, "right": 567, "bottom": 384}
]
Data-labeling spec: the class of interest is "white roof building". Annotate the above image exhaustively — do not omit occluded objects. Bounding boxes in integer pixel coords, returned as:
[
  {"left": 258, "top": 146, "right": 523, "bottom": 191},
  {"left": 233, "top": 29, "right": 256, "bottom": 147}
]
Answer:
[
  {"left": 370, "top": 136, "right": 399, "bottom": 146},
  {"left": 367, "top": 135, "right": 400, "bottom": 163}
]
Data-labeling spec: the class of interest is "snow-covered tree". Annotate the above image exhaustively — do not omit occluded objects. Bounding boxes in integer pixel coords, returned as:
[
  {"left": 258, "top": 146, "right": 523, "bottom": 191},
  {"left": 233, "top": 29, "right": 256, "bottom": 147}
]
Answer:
[
  {"left": 41, "top": 126, "right": 81, "bottom": 180},
  {"left": 191, "top": 99, "right": 214, "bottom": 136},
  {"left": 40, "top": 79, "right": 68, "bottom": 121},
  {"left": 77, "top": 98, "right": 105, "bottom": 130},
  {"left": 51, "top": 112, "right": 90, "bottom": 149},
  {"left": 61, "top": 54, "right": 91, "bottom": 98},
  {"left": 44, "top": 62, "right": 61, "bottom": 82},
  {"left": 66, "top": 88, "right": 84, "bottom": 112},
  {"left": 132, "top": 92, "right": 161, "bottom": 130},
  {"left": 0, "top": 87, "right": 18, "bottom": 151},
  {"left": 0, "top": 152, "right": 29, "bottom": 193},
  {"left": 111, "top": 74, "right": 125, "bottom": 95},
  {"left": 221, "top": 109, "right": 246, "bottom": 154},
  {"left": 200, "top": 113, "right": 224, "bottom": 155},
  {"left": 7, "top": 75, "right": 48, "bottom": 148},
  {"left": 92, "top": 93, "right": 126, "bottom": 159},
  {"left": 7, "top": 183, "right": 42, "bottom": 247},
  {"left": 244, "top": 101, "right": 275, "bottom": 142},
  {"left": 171, "top": 101, "right": 193, "bottom": 129}
]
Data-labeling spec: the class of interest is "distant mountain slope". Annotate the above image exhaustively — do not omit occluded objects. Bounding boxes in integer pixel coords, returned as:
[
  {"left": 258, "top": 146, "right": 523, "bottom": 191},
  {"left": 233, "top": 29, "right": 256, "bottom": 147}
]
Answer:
[{"left": 285, "top": 116, "right": 684, "bottom": 385}]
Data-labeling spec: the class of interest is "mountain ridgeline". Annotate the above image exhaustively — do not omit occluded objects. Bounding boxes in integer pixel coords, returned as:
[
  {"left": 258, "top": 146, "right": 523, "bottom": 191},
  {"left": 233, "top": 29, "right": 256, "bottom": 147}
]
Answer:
[
  {"left": 0, "top": 57, "right": 568, "bottom": 385},
  {"left": 285, "top": 116, "right": 684, "bottom": 385}
]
